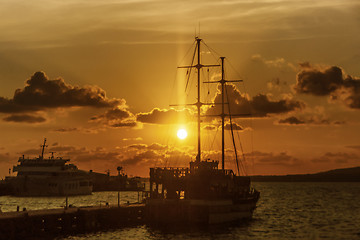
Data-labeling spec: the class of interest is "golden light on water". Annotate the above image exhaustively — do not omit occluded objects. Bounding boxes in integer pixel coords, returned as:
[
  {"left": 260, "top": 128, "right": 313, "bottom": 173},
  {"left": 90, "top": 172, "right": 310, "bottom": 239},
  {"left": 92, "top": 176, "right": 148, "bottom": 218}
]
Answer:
[{"left": 177, "top": 128, "right": 188, "bottom": 140}]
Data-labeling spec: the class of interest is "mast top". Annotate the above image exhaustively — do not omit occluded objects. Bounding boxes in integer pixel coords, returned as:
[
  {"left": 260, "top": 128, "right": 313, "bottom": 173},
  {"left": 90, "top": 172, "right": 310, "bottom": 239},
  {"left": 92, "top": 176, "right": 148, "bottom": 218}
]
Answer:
[{"left": 40, "top": 138, "right": 48, "bottom": 160}]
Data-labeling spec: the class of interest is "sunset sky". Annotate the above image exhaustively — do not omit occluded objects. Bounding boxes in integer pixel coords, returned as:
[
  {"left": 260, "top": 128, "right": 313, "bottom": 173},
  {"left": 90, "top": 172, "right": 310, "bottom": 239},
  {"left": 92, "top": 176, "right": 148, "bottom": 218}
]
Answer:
[{"left": 0, "top": 0, "right": 359, "bottom": 178}]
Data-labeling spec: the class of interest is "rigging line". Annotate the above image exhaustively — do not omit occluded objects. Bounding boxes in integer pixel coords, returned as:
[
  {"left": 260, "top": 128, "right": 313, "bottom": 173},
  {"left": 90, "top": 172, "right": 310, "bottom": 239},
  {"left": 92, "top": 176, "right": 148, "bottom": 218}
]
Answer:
[
  {"left": 202, "top": 41, "right": 222, "bottom": 61},
  {"left": 207, "top": 120, "right": 220, "bottom": 156},
  {"left": 185, "top": 42, "right": 197, "bottom": 92},
  {"left": 225, "top": 58, "right": 246, "bottom": 81},
  {"left": 225, "top": 84, "right": 240, "bottom": 176},
  {"left": 236, "top": 127, "right": 248, "bottom": 176},
  {"left": 170, "top": 40, "right": 196, "bottom": 105}
]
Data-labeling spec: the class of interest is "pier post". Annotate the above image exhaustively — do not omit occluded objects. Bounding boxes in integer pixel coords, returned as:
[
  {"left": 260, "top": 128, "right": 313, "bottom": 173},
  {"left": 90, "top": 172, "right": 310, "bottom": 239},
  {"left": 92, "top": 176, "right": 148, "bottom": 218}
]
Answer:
[{"left": 118, "top": 192, "right": 120, "bottom": 207}]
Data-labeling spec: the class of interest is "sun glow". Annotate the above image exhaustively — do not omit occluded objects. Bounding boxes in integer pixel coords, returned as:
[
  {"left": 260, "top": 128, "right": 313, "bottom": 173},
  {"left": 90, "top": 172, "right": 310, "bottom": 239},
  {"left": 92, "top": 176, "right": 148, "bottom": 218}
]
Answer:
[{"left": 177, "top": 128, "right": 188, "bottom": 140}]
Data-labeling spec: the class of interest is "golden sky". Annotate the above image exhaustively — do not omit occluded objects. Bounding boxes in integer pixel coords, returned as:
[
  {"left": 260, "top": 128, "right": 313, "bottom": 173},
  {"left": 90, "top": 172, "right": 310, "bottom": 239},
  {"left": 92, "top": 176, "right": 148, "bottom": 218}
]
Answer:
[{"left": 0, "top": 0, "right": 359, "bottom": 178}]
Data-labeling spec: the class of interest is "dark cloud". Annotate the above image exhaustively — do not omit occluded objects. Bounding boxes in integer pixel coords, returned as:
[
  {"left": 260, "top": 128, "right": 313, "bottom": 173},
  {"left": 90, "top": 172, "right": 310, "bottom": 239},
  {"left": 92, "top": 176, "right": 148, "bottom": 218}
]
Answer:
[
  {"left": 91, "top": 106, "right": 137, "bottom": 128},
  {"left": 224, "top": 122, "right": 244, "bottom": 131},
  {"left": 294, "top": 64, "right": 360, "bottom": 109},
  {"left": 295, "top": 65, "right": 343, "bottom": 95},
  {"left": 248, "top": 151, "right": 300, "bottom": 166},
  {"left": 21, "top": 148, "right": 43, "bottom": 155},
  {"left": 310, "top": 152, "right": 359, "bottom": 164},
  {"left": 53, "top": 127, "right": 79, "bottom": 132},
  {"left": 136, "top": 108, "right": 194, "bottom": 124},
  {"left": 49, "top": 146, "right": 77, "bottom": 152},
  {"left": 110, "top": 121, "right": 137, "bottom": 128},
  {"left": 121, "top": 150, "right": 164, "bottom": 165},
  {"left": 203, "top": 125, "right": 217, "bottom": 131},
  {"left": 206, "top": 84, "right": 304, "bottom": 117},
  {"left": 346, "top": 145, "right": 360, "bottom": 151},
  {"left": 278, "top": 115, "right": 346, "bottom": 125},
  {"left": 278, "top": 116, "right": 305, "bottom": 125},
  {"left": 3, "top": 114, "right": 46, "bottom": 123},
  {"left": 127, "top": 144, "right": 148, "bottom": 150},
  {"left": 0, "top": 71, "right": 123, "bottom": 114}
]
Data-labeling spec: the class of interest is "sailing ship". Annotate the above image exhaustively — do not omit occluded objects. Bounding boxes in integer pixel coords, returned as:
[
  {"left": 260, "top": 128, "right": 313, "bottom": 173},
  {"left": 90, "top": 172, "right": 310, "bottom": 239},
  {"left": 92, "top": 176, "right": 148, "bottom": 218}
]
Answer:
[
  {"left": 7, "top": 138, "right": 92, "bottom": 197},
  {"left": 145, "top": 37, "right": 260, "bottom": 225}
]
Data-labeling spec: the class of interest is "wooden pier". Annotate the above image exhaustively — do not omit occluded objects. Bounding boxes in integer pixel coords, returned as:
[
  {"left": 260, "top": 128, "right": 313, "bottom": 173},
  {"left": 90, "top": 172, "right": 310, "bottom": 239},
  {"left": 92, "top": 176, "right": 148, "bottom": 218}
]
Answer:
[{"left": 0, "top": 203, "right": 145, "bottom": 239}]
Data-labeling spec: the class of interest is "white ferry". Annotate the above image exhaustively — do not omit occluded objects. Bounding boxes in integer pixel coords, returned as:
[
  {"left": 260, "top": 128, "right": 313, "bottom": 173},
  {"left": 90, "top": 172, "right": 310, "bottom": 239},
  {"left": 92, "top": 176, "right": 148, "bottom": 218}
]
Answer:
[{"left": 8, "top": 139, "right": 92, "bottom": 197}]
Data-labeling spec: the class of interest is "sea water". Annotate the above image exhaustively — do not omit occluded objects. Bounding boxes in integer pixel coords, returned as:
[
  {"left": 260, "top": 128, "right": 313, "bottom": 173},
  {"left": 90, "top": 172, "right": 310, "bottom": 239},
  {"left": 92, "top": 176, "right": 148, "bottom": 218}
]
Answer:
[{"left": 1, "top": 182, "right": 359, "bottom": 240}]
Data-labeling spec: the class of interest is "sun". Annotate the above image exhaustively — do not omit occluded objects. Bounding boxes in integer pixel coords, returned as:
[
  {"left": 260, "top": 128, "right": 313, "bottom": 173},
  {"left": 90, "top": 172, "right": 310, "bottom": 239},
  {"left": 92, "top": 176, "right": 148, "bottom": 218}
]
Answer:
[{"left": 177, "top": 128, "right": 188, "bottom": 140}]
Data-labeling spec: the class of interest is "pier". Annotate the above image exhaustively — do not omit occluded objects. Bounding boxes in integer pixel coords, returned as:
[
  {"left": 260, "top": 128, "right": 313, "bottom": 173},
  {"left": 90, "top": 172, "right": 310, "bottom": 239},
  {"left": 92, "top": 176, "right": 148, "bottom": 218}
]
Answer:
[{"left": 0, "top": 203, "right": 145, "bottom": 239}]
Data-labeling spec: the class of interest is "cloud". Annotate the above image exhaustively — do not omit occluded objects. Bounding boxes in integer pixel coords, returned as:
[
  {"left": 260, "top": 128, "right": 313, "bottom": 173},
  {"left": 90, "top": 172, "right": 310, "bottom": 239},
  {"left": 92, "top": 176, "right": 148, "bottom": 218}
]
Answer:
[
  {"left": 278, "top": 116, "right": 305, "bottom": 125},
  {"left": 277, "top": 115, "right": 343, "bottom": 125},
  {"left": 295, "top": 64, "right": 343, "bottom": 95},
  {"left": 3, "top": 114, "right": 46, "bottom": 123},
  {"left": 203, "top": 125, "right": 217, "bottom": 131},
  {"left": 0, "top": 71, "right": 121, "bottom": 114},
  {"left": 121, "top": 150, "right": 164, "bottom": 165},
  {"left": 277, "top": 105, "right": 346, "bottom": 126},
  {"left": 122, "top": 137, "right": 143, "bottom": 141},
  {"left": 346, "top": 145, "right": 360, "bottom": 151},
  {"left": 136, "top": 108, "right": 194, "bottom": 124},
  {"left": 53, "top": 127, "right": 79, "bottom": 132},
  {"left": 224, "top": 122, "right": 244, "bottom": 131},
  {"left": 90, "top": 105, "right": 137, "bottom": 128},
  {"left": 248, "top": 151, "right": 301, "bottom": 166},
  {"left": 251, "top": 54, "right": 296, "bottom": 71},
  {"left": 294, "top": 64, "right": 360, "bottom": 109},
  {"left": 206, "top": 84, "right": 305, "bottom": 117},
  {"left": 311, "top": 152, "right": 359, "bottom": 164}
]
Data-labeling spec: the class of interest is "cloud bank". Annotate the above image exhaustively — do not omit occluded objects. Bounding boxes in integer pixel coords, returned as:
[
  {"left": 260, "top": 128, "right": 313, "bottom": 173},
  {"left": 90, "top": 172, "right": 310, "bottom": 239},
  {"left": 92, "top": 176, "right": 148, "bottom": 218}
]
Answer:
[
  {"left": 294, "top": 64, "right": 360, "bottom": 109},
  {"left": 206, "top": 84, "right": 305, "bottom": 117}
]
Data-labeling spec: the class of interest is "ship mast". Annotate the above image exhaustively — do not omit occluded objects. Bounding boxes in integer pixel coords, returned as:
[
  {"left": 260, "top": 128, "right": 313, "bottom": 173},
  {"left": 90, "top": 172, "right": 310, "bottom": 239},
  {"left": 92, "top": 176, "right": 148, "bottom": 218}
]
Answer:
[
  {"left": 178, "top": 37, "right": 219, "bottom": 163},
  {"left": 195, "top": 37, "right": 201, "bottom": 162},
  {"left": 205, "top": 57, "right": 243, "bottom": 170},
  {"left": 40, "top": 138, "right": 48, "bottom": 160}
]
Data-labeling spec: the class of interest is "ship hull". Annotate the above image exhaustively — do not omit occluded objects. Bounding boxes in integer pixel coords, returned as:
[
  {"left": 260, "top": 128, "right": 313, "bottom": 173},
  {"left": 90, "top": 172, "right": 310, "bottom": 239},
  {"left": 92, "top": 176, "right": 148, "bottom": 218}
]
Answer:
[
  {"left": 9, "top": 176, "right": 92, "bottom": 197},
  {"left": 145, "top": 198, "right": 257, "bottom": 226}
]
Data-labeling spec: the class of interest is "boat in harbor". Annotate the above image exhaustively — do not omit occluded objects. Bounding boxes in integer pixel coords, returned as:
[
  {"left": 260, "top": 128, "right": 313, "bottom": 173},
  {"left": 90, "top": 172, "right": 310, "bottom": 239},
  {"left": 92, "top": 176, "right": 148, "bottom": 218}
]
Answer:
[
  {"left": 145, "top": 37, "right": 260, "bottom": 225},
  {"left": 7, "top": 138, "right": 92, "bottom": 197}
]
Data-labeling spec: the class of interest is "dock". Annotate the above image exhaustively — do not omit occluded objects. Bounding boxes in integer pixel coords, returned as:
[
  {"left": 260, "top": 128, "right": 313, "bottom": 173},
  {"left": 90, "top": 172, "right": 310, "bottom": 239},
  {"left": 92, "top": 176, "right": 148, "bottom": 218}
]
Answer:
[{"left": 0, "top": 203, "right": 145, "bottom": 239}]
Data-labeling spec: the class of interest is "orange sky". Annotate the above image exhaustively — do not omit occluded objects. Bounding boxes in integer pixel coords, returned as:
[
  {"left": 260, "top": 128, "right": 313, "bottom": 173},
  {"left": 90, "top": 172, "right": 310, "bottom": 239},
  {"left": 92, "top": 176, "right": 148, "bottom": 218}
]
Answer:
[{"left": 0, "top": 0, "right": 359, "bottom": 178}]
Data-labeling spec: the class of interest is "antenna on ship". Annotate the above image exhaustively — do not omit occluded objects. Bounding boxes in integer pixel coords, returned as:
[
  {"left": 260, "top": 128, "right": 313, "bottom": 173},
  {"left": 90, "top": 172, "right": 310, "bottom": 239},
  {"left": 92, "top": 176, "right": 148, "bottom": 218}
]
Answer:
[
  {"left": 49, "top": 151, "right": 56, "bottom": 159},
  {"left": 40, "top": 138, "right": 48, "bottom": 160}
]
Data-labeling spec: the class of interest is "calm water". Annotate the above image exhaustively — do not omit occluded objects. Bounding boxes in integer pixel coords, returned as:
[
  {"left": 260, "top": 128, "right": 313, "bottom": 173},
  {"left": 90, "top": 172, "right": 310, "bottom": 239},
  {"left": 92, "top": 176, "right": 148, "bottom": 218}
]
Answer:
[{"left": 1, "top": 182, "right": 360, "bottom": 240}]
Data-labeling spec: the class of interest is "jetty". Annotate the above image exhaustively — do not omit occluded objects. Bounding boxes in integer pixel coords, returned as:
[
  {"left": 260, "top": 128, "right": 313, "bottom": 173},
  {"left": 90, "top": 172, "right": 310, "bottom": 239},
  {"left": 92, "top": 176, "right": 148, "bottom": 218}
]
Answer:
[{"left": 0, "top": 203, "right": 145, "bottom": 239}]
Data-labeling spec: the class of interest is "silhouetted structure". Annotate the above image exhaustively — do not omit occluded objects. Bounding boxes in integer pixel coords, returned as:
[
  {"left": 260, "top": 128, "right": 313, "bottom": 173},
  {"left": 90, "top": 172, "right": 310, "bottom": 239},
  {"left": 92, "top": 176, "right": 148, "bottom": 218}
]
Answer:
[{"left": 145, "top": 37, "right": 259, "bottom": 226}]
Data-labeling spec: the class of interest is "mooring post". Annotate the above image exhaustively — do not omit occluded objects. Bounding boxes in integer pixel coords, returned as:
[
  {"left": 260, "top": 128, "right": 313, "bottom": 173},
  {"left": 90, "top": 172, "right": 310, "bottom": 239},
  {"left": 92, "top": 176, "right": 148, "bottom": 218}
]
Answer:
[{"left": 118, "top": 191, "right": 120, "bottom": 207}]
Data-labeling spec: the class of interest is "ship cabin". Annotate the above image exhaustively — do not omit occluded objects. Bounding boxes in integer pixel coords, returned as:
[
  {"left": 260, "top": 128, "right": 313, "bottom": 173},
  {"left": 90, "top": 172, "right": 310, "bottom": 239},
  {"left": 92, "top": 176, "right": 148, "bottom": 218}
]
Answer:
[{"left": 149, "top": 159, "right": 252, "bottom": 202}]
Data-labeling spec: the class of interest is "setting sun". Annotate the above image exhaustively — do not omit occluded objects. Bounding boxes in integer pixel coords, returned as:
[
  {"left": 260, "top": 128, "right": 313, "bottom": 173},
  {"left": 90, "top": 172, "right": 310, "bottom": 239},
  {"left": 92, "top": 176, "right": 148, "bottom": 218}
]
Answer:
[{"left": 177, "top": 128, "right": 188, "bottom": 140}]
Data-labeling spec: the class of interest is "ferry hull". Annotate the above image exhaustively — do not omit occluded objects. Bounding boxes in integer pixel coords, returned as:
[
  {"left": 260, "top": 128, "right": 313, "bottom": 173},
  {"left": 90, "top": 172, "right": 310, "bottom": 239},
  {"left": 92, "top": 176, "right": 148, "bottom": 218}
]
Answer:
[{"left": 9, "top": 176, "right": 92, "bottom": 197}]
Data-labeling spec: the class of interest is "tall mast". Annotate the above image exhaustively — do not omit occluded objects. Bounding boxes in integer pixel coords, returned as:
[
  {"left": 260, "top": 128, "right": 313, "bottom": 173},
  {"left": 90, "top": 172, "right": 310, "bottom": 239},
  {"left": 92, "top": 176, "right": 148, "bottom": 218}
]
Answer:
[
  {"left": 196, "top": 37, "right": 201, "bottom": 162},
  {"left": 177, "top": 37, "right": 219, "bottom": 163},
  {"left": 205, "top": 57, "right": 243, "bottom": 170},
  {"left": 220, "top": 57, "right": 225, "bottom": 170}
]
